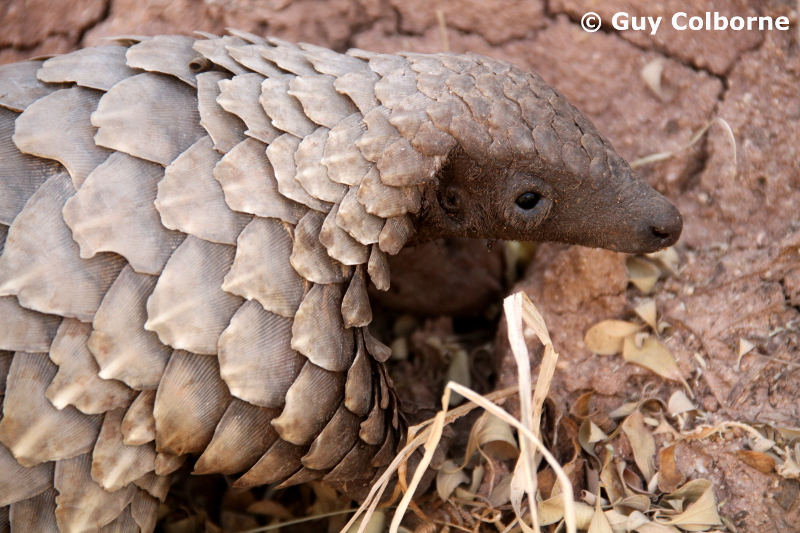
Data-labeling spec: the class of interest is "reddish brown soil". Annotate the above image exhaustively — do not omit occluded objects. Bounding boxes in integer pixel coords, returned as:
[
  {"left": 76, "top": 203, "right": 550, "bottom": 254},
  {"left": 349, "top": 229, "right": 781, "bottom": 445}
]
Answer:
[{"left": 3, "top": 0, "right": 799, "bottom": 531}]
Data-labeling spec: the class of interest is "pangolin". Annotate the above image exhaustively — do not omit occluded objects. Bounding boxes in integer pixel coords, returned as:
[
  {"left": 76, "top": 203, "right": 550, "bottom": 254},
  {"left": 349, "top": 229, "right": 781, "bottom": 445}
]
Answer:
[{"left": 0, "top": 31, "right": 682, "bottom": 532}]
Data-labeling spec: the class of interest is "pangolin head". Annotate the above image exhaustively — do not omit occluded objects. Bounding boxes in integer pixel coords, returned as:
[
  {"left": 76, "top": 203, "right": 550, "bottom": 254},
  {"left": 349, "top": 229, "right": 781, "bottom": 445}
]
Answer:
[{"left": 404, "top": 53, "right": 682, "bottom": 254}]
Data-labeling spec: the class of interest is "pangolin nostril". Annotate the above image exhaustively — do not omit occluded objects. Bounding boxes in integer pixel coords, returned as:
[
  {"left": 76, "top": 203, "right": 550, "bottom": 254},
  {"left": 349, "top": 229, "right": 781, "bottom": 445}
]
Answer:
[{"left": 651, "top": 227, "right": 671, "bottom": 240}]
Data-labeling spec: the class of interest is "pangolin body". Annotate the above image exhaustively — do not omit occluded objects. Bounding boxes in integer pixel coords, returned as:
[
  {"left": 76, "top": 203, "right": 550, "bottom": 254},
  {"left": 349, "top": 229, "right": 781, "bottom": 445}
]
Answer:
[{"left": 0, "top": 31, "right": 682, "bottom": 532}]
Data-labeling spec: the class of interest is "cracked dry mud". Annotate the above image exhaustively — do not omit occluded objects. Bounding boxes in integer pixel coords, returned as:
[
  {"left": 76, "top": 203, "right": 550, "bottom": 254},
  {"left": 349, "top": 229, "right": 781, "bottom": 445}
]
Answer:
[{"left": 2, "top": 0, "right": 799, "bottom": 531}]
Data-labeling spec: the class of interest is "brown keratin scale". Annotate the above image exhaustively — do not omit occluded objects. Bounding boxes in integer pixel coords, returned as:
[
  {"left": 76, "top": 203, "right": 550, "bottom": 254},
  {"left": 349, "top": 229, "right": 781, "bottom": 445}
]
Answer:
[{"left": 0, "top": 30, "right": 681, "bottom": 532}]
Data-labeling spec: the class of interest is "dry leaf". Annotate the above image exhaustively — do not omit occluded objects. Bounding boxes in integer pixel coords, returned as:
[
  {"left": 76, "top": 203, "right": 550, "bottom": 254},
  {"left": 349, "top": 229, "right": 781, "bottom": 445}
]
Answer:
[
  {"left": 621, "top": 411, "right": 657, "bottom": 483},
  {"left": 627, "top": 256, "right": 661, "bottom": 294},
  {"left": 641, "top": 58, "right": 666, "bottom": 100},
  {"left": 488, "top": 473, "right": 513, "bottom": 507},
  {"left": 777, "top": 427, "right": 800, "bottom": 440},
  {"left": 750, "top": 433, "right": 777, "bottom": 453},
  {"left": 436, "top": 460, "right": 470, "bottom": 501},
  {"left": 735, "top": 450, "right": 776, "bottom": 474},
  {"left": 537, "top": 495, "right": 595, "bottom": 528},
  {"left": 667, "top": 391, "right": 696, "bottom": 416},
  {"left": 659, "top": 480, "right": 723, "bottom": 529},
  {"left": 588, "top": 495, "right": 614, "bottom": 533},
  {"left": 470, "top": 464, "right": 484, "bottom": 494},
  {"left": 635, "top": 300, "right": 658, "bottom": 331},
  {"left": 616, "top": 494, "right": 651, "bottom": 512},
  {"left": 579, "top": 419, "right": 603, "bottom": 467},
  {"left": 346, "top": 511, "right": 386, "bottom": 533},
  {"left": 777, "top": 445, "right": 800, "bottom": 479},
  {"left": 736, "top": 338, "right": 755, "bottom": 371},
  {"left": 587, "top": 420, "right": 609, "bottom": 443},
  {"left": 603, "top": 508, "right": 628, "bottom": 533},
  {"left": 634, "top": 522, "right": 682, "bottom": 532},
  {"left": 600, "top": 454, "right": 627, "bottom": 504},
  {"left": 572, "top": 391, "right": 595, "bottom": 419},
  {"left": 585, "top": 320, "right": 643, "bottom": 355},
  {"left": 622, "top": 336, "right": 690, "bottom": 393},
  {"left": 658, "top": 445, "right": 686, "bottom": 494},
  {"left": 626, "top": 510, "right": 650, "bottom": 530},
  {"left": 445, "top": 348, "right": 470, "bottom": 406},
  {"left": 478, "top": 413, "right": 519, "bottom": 461},
  {"left": 647, "top": 247, "right": 680, "bottom": 276}
]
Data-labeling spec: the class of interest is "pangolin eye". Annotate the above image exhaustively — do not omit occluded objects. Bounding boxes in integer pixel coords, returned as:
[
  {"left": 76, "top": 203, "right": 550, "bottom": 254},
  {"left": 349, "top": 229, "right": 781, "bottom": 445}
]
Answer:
[{"left": 515, "top": 192, "right": 541, "bottom": 210}]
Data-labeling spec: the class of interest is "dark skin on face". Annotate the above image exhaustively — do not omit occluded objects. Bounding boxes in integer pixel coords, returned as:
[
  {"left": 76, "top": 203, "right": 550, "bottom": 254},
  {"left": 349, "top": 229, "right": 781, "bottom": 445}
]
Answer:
[{"left": 413, "top": 147, "right": 683, "bottom": 254}]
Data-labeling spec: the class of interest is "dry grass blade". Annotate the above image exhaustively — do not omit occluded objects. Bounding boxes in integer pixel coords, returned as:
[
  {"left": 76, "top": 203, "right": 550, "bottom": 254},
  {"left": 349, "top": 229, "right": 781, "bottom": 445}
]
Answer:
[
  {"left": 629, "top": 117, "right": 737, "bottom": 179},
  {"left": 447, "top": 382, "right": 577, "bottom": 533},
  {"left": 340, "top": 388, "right": 520, "bottom": 532},
  {"left": 504, "top": 293, "right": 538, "bottom": 532},
  {"left": 340, "top": 292, "right": 576, "bottom": 533}
]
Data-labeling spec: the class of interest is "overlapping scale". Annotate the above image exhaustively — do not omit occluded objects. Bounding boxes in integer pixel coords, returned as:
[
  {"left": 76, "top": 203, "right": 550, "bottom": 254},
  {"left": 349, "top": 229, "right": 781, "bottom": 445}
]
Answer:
[
  {"left": 297, "top": 42, "right": 368, "bottom": 77},
  {"left": 294, "top": 127, "right": 349, "bottom": 204},
  {"left": 333, "top": 68, "right": 380, "bottom": 115},
  {"left": 130, "top": 489, "right": 158, "bottom": 533},
  {"left": 291, "top": 283, "right": 355, "bottom": 371},
  {"left": 12, "top": 87, "right": 112, "bottom": 188},
  {"left": 0, "top": 61, "right": 62, "bottom": 112},
  {"left": 259, "top": 38, "right": 316, "bottom": 76},
  {"left": 267, "top": 134, "right": 331, "bottom": 212},
  {"left": 0, "top": 172, "right": 125, "bottom": 322},
  {"left": 321, "top": 113, "right": 372, "bottom": 187},
  {"left": 319, "top": 205, "right": 370, "bottom": 266},
  {"left": 290, "top": 210, "right": 352, "bottom": 284},
  {"left": 46, "top": 318, "right": 134, "bottom": 414},
  {"left": 260, "top": 75, "right": 318, "bottom": 138},
  {"left": 341, "top": 265, "right": 372, "bottom": 328},
  {"left": 132, "top": 471, "right": 170, "bottom": 501},
  {"left": 88, "top": 266, "right": 172, "bottom": 390},
  {"left": 63, "top": 152, "right": 184, "bottom": 275},
  {"left": 378, "top": 214, "right": 415, "bottom": 255},
  {"left": 344, "top": 333, "right": 373, "bottom": 417},
  {"left": 125, "top": 35, "right": 200, "bottom": 87},
  {"left": 8, "top": 488, "right": 59, "bottom": 533},
  {"left": 152, "top": 350, "right": 231, "bottom": 455},
  {"left": 53, "top": 453, "right": 137, "bottom": 533},
  {"left": 0, "top": 353, "right": 101, "bottom": 467},
  {"left": 301, "top": 404, "right": 361, "bottom": 470},
  {"left": 367, "top": 244, "right": 391, "bottom": 291},
  {"left": 222, "top": 217, "right": 307, "bottom": 317},
  {"left": 288, "top": 74, "right": 359, "bottom": 128},
  {"left": 357, "top": 165, "right": 420, "bottom": 218},
  {"left": 121, "top": 391, "right": 156, "bottom": 446},
  {"left": 0, "top": 443, "right": 53, "bottom": 507},
  {"left": 226, "top": 44, "right": 285, "bottom": 77},
  {"left": 0, "top": 296, "right": 60, "bottom": 353},
  {"left": 214, "top": 138, "right": 308, "bottom": 222},
  {"left": 91, "top": 409, "right": 157, "bottom": 492},
  {"left": 218, "top": 300, "right": 303, "bottom": 407},
  {"left": 196, "top": 71, "right": 248, "bottom": 153},
  {"left": 0, "top": 107, "right": 63, "bottom": 225},
  {"left": 234, "top": 438, "right": 305, "bottom": 488},
  {"left": 271, "top": 360, "right": 345, "bottom": 445},
  {"left": 192, "top": 35, "right": 250, "bottom": 75},
  {"left": 92, "top": 73, "right": 205, "bottom": 166},
  {"left": 217, "top": 73, "right": 281, "bottom": 144},
  {"left": 155, "top": 136, "right": 252, "bottom": 245},
  {"left": 193, "top": 399, "right": 280, "bottom": 475},
  {"left": 335, "top": 186, "right": 384, "bottom": 245},
  {"left": 37, "top": 45, "right": 136, "bottom": 91},
  {"left": 144, "top": 236, "right": 242, "bottom": 355}
]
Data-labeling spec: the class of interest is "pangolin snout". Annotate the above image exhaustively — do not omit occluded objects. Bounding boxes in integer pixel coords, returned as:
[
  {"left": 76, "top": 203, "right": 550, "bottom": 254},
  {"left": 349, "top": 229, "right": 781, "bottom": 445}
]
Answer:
[{"left": 637, "top": 198, "right": 683, "bottom": 252}]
